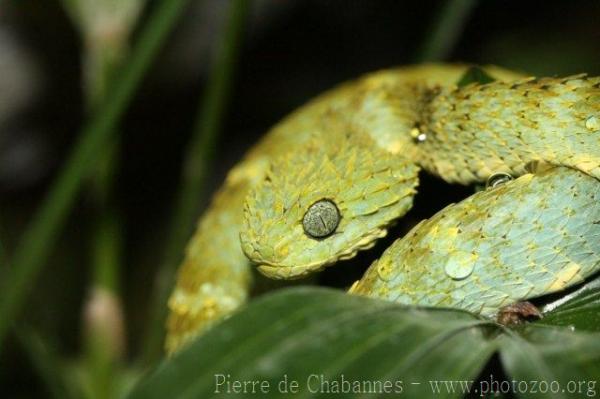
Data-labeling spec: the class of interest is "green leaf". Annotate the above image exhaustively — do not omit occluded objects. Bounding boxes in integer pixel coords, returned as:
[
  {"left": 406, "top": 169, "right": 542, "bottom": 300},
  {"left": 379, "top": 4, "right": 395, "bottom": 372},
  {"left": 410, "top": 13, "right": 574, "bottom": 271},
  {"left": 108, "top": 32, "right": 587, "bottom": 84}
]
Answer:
[
  {"left": 498, "top": 276, "right": 600, "bottom": 398},
  {"left": 499, "top": 327, "right": 600, "bottom": 398},
  {"left": 128, "top": 287, "right": 498, "bottom": 399},
  {"left": 456, "top": 66, "right": 496, "bottom": 87},
  {"left": 538, "top": 276, "right": 600, "bottom": 332}
]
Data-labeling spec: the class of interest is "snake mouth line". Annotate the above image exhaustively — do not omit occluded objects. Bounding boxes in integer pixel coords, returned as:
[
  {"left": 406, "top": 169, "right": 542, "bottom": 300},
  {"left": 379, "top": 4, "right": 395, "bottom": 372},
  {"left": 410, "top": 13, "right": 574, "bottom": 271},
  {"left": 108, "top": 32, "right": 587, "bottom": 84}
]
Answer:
[
  {"left": 257, "top": 263, "right": 324, "bottom": 280},
  {"left": 255, "top": 228, "right": 389, "bottom": 280}
]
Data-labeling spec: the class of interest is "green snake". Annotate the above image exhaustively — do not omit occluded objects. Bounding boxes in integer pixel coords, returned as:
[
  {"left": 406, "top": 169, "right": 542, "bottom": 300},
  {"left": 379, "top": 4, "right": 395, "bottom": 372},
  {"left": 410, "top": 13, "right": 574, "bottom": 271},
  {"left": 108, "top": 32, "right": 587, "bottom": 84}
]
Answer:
[{"left": 165, "top": 64, "right": 600, "bottom": 353}]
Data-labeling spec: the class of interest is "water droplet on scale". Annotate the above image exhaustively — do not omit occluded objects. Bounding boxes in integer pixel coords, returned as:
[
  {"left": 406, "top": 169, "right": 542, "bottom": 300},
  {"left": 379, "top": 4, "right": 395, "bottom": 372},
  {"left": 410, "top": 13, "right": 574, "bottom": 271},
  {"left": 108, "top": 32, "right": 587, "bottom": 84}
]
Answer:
[
  {"left": 444, "top": 255, "right": 475, "bottom": 280},
  {"left": 376, "top": 260, "right": 393, "bottom": 281},
  {"left": 486, "top": 172, "right": 514, "bottom": 189},
  {"left": 410, "top": 127, "right": 427, "bottom": 143},
  {"left": 585, "top": 116, "right": 599, "bottom": 132}
]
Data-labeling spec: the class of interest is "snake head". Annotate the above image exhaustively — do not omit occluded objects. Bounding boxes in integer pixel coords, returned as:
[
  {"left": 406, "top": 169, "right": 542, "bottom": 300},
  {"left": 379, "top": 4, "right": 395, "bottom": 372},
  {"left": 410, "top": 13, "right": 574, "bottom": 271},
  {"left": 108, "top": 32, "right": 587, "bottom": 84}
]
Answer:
[{"left": 240, "top": 117, "right": 419, "bottom": 279}]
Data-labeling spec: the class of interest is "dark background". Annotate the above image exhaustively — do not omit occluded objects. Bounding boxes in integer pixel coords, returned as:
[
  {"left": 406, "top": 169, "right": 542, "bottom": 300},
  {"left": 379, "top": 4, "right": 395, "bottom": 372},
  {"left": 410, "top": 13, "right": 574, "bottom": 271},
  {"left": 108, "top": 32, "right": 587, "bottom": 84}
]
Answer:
[{"left": 1, "top": 0, "right": 599, "bottom": 396}]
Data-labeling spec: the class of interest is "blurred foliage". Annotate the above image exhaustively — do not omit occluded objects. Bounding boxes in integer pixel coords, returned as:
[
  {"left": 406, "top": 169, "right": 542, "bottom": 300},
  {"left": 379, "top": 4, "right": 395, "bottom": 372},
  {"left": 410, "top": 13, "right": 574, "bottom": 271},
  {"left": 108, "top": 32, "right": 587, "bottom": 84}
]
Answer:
[
  {"left": 141, "top": 0, "right": 249, "bottom": 363},
  {"left": 1, "top": 0, "right": 600, "bottom": 397}
]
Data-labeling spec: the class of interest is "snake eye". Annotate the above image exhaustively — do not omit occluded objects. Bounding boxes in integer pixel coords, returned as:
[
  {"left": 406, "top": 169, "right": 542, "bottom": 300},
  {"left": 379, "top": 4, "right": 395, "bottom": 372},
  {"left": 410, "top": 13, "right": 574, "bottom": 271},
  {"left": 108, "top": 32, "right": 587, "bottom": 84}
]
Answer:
[{"left": 302, "top": 199, "right": 340, "bottom": 239}]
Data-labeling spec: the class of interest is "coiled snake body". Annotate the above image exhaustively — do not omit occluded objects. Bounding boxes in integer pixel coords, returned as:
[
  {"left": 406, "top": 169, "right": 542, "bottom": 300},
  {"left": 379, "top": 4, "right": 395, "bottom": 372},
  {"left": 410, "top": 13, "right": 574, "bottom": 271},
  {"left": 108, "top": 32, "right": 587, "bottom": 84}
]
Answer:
[{"left": 166, "top": 64, "right": 600, "bottom": 353}]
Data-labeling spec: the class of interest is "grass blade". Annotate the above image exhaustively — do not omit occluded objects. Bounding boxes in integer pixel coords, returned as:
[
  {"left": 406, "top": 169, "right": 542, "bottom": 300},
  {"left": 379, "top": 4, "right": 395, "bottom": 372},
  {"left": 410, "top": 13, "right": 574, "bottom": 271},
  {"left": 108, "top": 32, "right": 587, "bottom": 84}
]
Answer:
[
  {"left": 415, "top": 0, "right": 476, "bottom": 62},
  {"left": 141, "top": 0, "right": 249, "bottom": 363},
  {"left": 0, "top": 0, "right": 191, "bottom": 354}
]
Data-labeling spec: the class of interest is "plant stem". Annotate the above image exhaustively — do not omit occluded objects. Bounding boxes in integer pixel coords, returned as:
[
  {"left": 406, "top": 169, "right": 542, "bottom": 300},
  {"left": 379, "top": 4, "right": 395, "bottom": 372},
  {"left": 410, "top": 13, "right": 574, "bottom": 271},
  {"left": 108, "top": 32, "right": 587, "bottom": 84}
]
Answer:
[
  {"left": 15, "top": 327, "right": 73, "bottom": 399},
  {"left": 0, "top": 0, "right": 191, "bottom": 354},
  {"left": 141, "top": 0, "right": 249, "bottom": 363},
  {"left": 415, "top": 0, "right": 476, "bottom": 62},
  {"left": 0, "top": 227, "right": 6, "bottom": 269},
  {"left": 79, "top": 6, "right": 135, "bottom": 398}
]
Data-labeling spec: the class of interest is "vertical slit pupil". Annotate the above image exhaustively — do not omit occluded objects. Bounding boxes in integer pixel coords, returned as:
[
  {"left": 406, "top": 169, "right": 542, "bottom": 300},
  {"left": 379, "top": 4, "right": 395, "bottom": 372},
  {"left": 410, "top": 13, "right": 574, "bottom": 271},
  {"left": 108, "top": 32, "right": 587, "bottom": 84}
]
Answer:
[{"left": 302, "top": 199, "right": 340, "bottom": 238}]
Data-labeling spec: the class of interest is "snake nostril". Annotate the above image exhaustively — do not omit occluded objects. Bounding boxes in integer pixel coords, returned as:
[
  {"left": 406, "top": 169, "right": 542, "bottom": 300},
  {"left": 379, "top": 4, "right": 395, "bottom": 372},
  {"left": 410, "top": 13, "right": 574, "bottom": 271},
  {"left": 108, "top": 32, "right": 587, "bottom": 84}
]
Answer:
[
  {"left": 302, "top": 199, "right": 340, "bottom": 238},
  {"left": 486, "top": 172, "right": 514, "bottom": 189}
]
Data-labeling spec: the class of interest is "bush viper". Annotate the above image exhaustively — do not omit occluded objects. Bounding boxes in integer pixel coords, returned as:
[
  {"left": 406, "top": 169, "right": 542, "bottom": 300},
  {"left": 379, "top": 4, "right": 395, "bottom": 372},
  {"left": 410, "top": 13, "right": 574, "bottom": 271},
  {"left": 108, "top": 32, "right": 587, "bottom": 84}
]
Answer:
[{"left": 165, "top": 64, "right": 600, "bottom": 354}]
